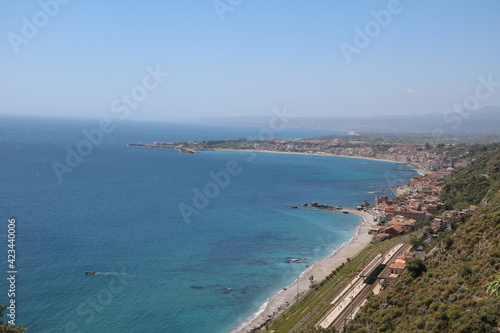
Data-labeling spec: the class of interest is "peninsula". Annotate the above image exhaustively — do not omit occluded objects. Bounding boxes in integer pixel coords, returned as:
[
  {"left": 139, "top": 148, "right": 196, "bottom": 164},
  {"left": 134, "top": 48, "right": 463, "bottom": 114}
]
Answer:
[{"left": 127, "top": 134, "right": 476, "bottom": 174}]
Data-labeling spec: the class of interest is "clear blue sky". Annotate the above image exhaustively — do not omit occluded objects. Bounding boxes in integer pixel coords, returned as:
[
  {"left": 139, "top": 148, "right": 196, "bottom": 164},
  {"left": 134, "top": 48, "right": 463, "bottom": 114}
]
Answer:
[{"left": 1, "top": 1, "right": 499, "bottom": 121}]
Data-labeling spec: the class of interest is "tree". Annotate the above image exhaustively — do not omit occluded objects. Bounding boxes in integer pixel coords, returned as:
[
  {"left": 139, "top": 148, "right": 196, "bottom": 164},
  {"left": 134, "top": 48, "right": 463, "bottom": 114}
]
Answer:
[
  {"left": 406, "top": 258, "right": 427, "bottom": 278},
  {"left": 443, "top": 236, "right": 454, "bottom": 250},
  {"left": 409, "top": 236, "right": 422, "bottom": 249},
  {"left": 460, "top": 265, "right": 472, "bottom": 279}
]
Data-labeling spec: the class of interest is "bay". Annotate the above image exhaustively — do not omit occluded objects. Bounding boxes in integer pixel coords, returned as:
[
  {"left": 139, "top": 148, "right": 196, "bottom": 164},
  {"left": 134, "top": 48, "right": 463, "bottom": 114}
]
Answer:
[{"left": 0, "top": 116, "right": 415, "bottom": 332}]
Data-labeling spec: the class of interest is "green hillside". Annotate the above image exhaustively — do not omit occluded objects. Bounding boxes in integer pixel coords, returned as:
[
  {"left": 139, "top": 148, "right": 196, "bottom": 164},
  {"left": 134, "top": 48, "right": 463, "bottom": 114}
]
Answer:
[
  {"left": 346, "top": 146, "right": 500, "bottom": 333},
  {"left": 441, "top": 143, "right": 500, "bottom": 210}
]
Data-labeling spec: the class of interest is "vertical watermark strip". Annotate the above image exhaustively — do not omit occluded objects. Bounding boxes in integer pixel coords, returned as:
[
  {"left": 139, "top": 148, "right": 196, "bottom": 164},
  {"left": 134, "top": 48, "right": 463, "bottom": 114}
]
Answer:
[{"left": 6, "top": 218, "right": 18, "bottom": 326}]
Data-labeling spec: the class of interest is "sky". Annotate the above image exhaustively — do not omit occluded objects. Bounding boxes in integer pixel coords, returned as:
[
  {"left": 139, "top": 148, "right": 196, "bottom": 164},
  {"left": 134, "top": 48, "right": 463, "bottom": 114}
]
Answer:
[{"left": 1, "top": 0, "right": 500, "bottom": 121}]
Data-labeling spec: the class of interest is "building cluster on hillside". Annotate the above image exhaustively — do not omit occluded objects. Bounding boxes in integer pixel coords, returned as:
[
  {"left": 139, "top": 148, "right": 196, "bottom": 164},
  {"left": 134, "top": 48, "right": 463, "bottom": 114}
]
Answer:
[
  {"left": 387, "top": 249, "right": 417, "bottom": 280},
  {"left": 371, "top": 172, "right": 451, "bottom": 240},
  {"left": 369, "top": 168, "right": 481, "bottom": 243}
]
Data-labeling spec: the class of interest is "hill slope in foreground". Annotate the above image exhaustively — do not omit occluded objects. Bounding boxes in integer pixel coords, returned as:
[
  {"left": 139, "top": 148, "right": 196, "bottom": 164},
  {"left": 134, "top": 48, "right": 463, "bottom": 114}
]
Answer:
[{"left": 347, "top": 145, "right": 500, "bottom": 333}]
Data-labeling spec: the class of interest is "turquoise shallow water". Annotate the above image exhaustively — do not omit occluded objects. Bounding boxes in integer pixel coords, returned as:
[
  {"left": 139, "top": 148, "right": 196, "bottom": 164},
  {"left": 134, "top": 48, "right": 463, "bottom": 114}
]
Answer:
[{"left": 0, "top": 116, "right": 416, "bottom": 332}]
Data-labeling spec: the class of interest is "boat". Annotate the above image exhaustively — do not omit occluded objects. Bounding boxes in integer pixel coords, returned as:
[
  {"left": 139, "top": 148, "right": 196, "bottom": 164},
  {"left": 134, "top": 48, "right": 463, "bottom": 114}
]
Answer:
[{"left": 85, "top": 271, "right": 96, "bottom": 275}]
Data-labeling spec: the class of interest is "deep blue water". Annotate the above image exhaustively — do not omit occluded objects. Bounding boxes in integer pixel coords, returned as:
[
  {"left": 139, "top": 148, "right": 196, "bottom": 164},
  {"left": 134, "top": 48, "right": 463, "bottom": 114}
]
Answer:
[{"left": 0, "top": 116, "right": 416, "bottom": 332}]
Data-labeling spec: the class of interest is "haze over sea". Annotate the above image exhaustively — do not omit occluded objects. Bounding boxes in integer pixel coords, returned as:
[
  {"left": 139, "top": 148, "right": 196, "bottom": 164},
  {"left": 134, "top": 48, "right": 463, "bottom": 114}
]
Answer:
[{"left": 0, "top": 116, "right": 417, "bottom": 332}]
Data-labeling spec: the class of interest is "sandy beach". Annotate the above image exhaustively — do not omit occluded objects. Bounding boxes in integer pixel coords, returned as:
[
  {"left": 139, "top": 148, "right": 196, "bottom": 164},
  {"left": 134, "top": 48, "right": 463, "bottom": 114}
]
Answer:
[
  {"left": 219, "top": 148, "right": 398, "bottom": 164},
  {"left": 231, "top": 209, "right": 376, "bottom": 333},
  {"left": 218, "top": 148, "right": 429, "bottom": 175}
]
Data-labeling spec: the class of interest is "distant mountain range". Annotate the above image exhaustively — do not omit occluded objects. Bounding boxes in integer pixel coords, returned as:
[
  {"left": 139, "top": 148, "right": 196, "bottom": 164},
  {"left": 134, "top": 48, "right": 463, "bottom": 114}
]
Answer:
[{"left": 194, "top": 106, "right": 500, "bottom": 135}]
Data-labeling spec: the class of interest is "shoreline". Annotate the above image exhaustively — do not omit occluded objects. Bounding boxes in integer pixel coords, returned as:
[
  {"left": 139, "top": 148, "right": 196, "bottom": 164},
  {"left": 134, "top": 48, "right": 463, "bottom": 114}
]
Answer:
[
  {"left": 231, "top": 209, "right": 376, "bottom": 333},
  {"left": 129, "top": 146, "right": 428, "bottom": 176},
  {"left": 212, "top": 149, "right": 429, "bottom": 175}
]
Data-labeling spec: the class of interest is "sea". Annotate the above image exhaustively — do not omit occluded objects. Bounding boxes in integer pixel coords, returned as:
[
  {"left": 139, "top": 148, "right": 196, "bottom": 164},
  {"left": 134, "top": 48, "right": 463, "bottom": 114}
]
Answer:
[{"left": 0, "top": 115, "right": 417, "bottom": 333}]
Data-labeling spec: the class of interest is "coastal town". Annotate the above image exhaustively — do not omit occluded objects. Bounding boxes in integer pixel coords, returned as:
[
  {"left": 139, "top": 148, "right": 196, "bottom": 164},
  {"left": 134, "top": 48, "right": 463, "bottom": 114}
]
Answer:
[
  {"left": 247, "top": 169, "right": 463, "bottom": 332},
  {"left": 258, "top": 139, "right": 499, "bottom": 333},
  {"left": 130, "top": 137, "right": 497, "bottom": 333},
  {"left": 129, "top": 135, "right": 469, "bottom": 173}
]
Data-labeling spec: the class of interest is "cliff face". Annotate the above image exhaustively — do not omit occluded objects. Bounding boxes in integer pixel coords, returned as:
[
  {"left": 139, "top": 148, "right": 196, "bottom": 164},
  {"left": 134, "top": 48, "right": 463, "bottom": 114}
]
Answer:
[{"left": 347, "top": 146, "right": 500, "bottom": 333}]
